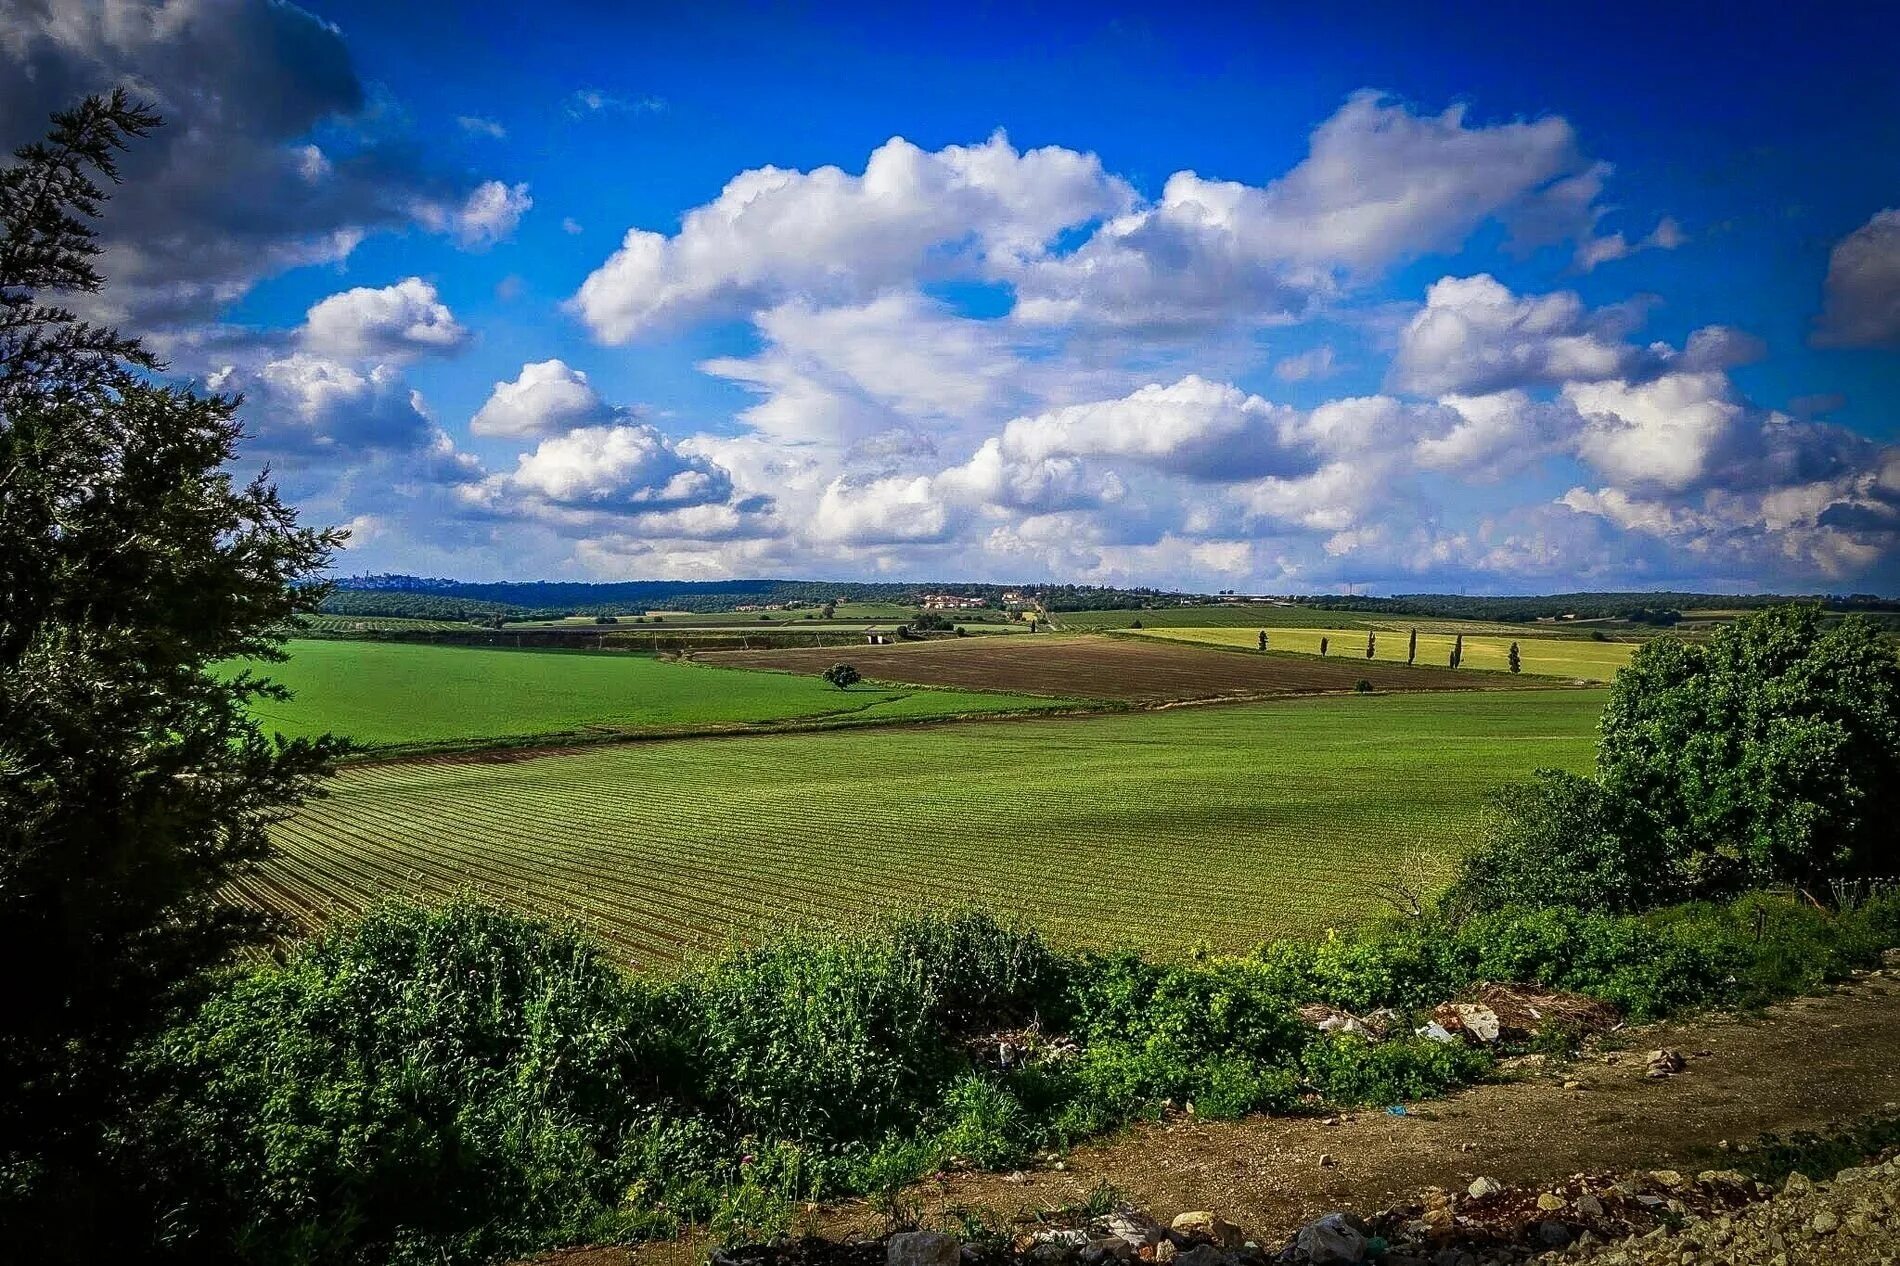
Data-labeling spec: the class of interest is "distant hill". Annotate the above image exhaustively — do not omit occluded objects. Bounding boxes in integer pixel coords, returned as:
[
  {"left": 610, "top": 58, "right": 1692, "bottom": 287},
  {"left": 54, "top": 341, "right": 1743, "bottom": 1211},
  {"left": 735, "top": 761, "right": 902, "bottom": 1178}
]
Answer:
[{"left": 318, "top": 576, "right": 1900, "bottom": 625}]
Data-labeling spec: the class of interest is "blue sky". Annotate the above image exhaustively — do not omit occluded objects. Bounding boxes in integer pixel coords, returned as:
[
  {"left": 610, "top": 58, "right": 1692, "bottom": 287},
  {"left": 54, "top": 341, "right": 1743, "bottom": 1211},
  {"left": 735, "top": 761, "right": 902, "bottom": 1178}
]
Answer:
[{"left": 4, "top": 0, "right": 1897, "bottom": 592}]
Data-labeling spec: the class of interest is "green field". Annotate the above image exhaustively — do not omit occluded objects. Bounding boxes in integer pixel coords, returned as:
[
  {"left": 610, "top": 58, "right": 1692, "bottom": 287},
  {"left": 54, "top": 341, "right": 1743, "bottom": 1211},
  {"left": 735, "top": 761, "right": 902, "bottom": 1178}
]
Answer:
[
  {"left": 241, "top": 640, "right": 1075, "bottom": 751},
  {"left": 1128, "top": 625, "right": 1637, "bottom": 680},
  {"left": 239, "top": 689, "right": 1607, "bottom": 965},
  {"left": 1060, "top": 605, "right": 1377, "bottom": 629}
]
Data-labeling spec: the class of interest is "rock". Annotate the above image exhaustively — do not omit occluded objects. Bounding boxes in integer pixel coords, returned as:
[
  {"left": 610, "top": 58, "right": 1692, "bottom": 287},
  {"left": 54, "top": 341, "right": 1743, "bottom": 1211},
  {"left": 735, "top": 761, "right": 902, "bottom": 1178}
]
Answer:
[
  {"left": 1784, "top": 1172, "right": 1814, "bottom": 1196},
  {"left": 1644, "top": 1049, "right": 1686, "bottom": 1078},
  {"left": 1562, "top": 1080, "right": 1583, "bottom": 1091},
  {"left": 1170, "top": 1213, "right": 1245, "bottom": 1249},
  {"left": 1319, "top": 1153, "right": 1338, "bottom": 1168},
  {"left": 1168, "top": 1246, "right": 1229, "bottom": 1266},
  {"left": 1468, "top": 1176, "right": 1504, "bottom": 1199},
  {"left": 1154, "top": 1242, "right": 1176, "bottom": 1264},
  {"left": 1294, "top": 1212, "right": 1368, "bottom": 1265},
  {"left": 1534, "top": 1221, "right": 1573, "bottom": 1248},
  {"left": 1575, "top": 1193, "right": 1605, "bottom": 1219},
  {"left": 1537, "top": 1193, "right": 1567, "bottom": 1211},
  {"left": 1101, "top": 1212, "right": 1166, "bottom": 1251},
  {"left": 1416, "top": 1021, "right": 1459, "bottom": 1044},
  {"left": 1081, "top": 1237, "right": 1134, "bottom": 1264},
  {"left": 1810, "top": 1209, "right": 1840, "bottom": 1234},
  {"left": 1882, "top": 947, "right": 1900, "bottom": 968},
  {"left": 889, "top": 1231, "right": 961, "bottom": 1266},
  {"left": 1649, "top": 1170, "right": 1686, "bottom": 1189},
  {"left": 1030, "top": 1241, "right": 1079, "bottom": 1266},
  {"left": 1035, "top": 1230, "right": 1092, "bottom": 1248}
]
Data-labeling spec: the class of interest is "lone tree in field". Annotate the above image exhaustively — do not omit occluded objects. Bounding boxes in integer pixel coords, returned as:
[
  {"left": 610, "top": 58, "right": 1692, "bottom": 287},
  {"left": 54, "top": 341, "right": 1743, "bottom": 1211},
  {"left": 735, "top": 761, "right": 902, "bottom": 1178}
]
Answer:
[
  {"left": 1407, "top": 627, "right": 1418, "bottom": 665},
  {"left": 0, "top": 94, "right": 343, "bottom": 1226},
  {"left": 1508, "top": 641, "right": 1522, "bottom": 673},
  {"left": 1451, "top": 633, "right": 1465, "bottom": 668},
  {"left": 823, "top": 663, "right": 862, "bottom": 690},
  {"left": 1319, "top": 636, "right": 1329, "bottom": 657},
  {"left": 1366, "top": 630, "right": 1376, "bottom": 659},
  {"left": 1257, "top": 629, "right": 1267, "bottom": 651}
]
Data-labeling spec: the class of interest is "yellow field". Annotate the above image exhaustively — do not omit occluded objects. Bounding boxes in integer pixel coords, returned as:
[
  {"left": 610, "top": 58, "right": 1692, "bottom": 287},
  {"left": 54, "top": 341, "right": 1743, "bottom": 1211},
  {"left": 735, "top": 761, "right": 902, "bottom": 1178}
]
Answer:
[{"left": 1128, "top": 625, "right": 1637, "bottom": 681}]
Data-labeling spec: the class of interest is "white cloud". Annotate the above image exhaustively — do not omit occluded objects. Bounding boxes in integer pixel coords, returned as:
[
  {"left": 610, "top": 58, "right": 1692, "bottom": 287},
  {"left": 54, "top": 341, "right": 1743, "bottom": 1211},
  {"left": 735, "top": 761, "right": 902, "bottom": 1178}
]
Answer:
[
  {"left": 999, "top": 376, "right": 1308, "bottom": 480},
  {"left": 471, "top": 359, "right": 620, "bottom": 438},
  {"left": 573, "top": 132, "right": 1133, "bottom": 340},
  {"left": 1274, "top": 346, "right": 1336, "bottom": 382},
  {"left": 298, "top": 278, "right": 467, "bottom": 360},
  {"left": 457, "top": 115, "right": 507, "bottom": 139},
  {"left": 1389, "top": 274, "right": 1647, "bottom": 395},
  {"left": 1013, "top": 92, "right": 1613, "bottom": 329},
  {"left": 466, "top": 424, "right": 735, "bottom": 515},
  {"left": 1814, "top": 209, "right": 1900, "bottom": 350},
  {"left": 431, "top": 180, "right": 533, "bottom": 249}
]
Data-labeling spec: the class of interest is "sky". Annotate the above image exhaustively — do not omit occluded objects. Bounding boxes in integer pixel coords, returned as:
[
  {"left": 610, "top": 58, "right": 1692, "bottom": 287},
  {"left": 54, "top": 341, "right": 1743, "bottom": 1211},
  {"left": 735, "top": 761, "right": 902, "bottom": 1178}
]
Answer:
[{"left": 3, "top": 0, "right": 1898, "bottom": 594}]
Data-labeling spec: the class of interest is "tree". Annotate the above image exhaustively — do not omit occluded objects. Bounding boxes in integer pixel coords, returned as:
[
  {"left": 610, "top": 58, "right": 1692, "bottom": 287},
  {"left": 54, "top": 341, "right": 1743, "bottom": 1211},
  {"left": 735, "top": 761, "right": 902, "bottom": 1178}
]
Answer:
[
  {"left": 1508, "top": 641, "right": 1521, "bottom": 673},
  {"left": 1407, "top": 627, "right": 1417, "bottom": 665},
  {"left": 1595, "top": 605, "right": 1900, "bottom": 894},
  {"left": 1450, "top": 633, "right": 1464, "bottom": 668},
  {"left": 823, "top": 663, "right": 862, "bottom": 690},
  {"left": 1445, "top": 770, "right": 1672, "bottom": 915},
  {"left": 1257, "top": 629, "right": 1267, "bottom": 652},
  {"left": 1365, "top": 631, "right": 1376, "bottom": 659},
  {"left": 0, "top": 94, "right": 345, "bottom": 1240},
  {"left": 1319, "top": 636, "right": 1328, "bottom": 656}
]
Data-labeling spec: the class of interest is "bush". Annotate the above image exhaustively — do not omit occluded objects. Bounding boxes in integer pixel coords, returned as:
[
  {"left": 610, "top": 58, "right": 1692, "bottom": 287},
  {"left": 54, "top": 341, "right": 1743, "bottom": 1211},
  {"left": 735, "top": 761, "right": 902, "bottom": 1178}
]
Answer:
[
  {"left": 1446, "top": 769, "right": 1673, "bottom": 915},
  {"left": 1597, "top": 606, "right": 1900, "bottom": 894},
  {"left": 126, "top": 889, "right": 1900, "bottom": 1264}
]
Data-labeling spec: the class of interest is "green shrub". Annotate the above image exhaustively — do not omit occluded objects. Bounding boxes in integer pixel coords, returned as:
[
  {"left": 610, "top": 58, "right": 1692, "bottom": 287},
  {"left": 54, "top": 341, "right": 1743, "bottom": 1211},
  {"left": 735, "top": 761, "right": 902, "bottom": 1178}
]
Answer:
[{"left": 1446, "top": 769, "right": 1673, "bottom": 915}]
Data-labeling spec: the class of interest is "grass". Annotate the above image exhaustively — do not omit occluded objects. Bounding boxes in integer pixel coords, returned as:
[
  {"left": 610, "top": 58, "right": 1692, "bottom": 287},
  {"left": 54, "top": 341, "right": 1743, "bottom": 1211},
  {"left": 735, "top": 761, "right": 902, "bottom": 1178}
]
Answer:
[
  {"left": 237, "top": 688, "right": 1608, "bottom": 966},
  {"left": 1127, "top": 625, "right": 1638, "bottom": 680},
  {"left": 237, "top": 640, "right": 1076, "bottom": 752},
  {"left": 1059, "top": 605, "right": 1378, "bottom": 629}
]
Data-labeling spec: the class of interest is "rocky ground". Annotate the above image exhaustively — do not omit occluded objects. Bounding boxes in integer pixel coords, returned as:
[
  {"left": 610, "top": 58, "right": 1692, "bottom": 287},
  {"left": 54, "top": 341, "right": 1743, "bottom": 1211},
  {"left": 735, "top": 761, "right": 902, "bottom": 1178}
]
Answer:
[
  {"left": 538, "top": 969, "right": 1900, "bottom": 1266},
  {"left": 708, "top": 1143, "right": 1900, "bottom": 1266}
]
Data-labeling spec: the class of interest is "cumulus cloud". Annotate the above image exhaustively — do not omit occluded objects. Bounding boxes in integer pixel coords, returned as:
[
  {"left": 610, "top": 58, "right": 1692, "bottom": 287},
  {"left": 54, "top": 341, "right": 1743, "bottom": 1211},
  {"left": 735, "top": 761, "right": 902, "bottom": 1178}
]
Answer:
[
  {"left": 999, "top": 376, "right": 1309, "bottom": 481},
  {"left": 573, "top": 132, "right": 1130, "bottom": 340},
  {"left": 471, "top": 359, "right": 620, "bottom": 438},
  {"left": 464, "top": 425, "right": 736, "bottom": 520},
  {"left": 1389, "top": 274, "right": 1650, "bottom": 395},
  {"left": 1012, "top": 92, "right": 1613, "bottom": 329},
  {"left": 1813, "top": 209, "right": 1900, "bottom": 349},
  {"left": 298, "top": 278, "right": 467, "bottom": 359},
  {"left": 0, "top": 0, "right": 520, "bottom": 332},
  {"left": 1274, "top": 346, "right": 1337, "bottom": 382}
]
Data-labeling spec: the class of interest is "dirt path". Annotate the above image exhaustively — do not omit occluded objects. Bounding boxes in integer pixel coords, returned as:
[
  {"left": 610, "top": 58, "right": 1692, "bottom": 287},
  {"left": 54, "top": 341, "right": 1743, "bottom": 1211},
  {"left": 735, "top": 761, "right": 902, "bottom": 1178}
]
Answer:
[
  {"left": 571, "top": 970, "right": 1900, "bottom": 1266},
  {"left": 882, "top": 971, "right": 1900, "bottom": 1237}
]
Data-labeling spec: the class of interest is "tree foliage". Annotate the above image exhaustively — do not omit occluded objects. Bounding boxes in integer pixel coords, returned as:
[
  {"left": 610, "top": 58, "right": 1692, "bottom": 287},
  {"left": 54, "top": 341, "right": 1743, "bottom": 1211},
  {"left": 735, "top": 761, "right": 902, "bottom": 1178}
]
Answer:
[
  {"left": 1596, "top": 605, "right": 1900, "bottom": 893},
  {"left": 0, "top": 94, "right": 344, "bottom": 1241},
  {"left": 822, "top": 663, "right": 862, "bottom": 690}
]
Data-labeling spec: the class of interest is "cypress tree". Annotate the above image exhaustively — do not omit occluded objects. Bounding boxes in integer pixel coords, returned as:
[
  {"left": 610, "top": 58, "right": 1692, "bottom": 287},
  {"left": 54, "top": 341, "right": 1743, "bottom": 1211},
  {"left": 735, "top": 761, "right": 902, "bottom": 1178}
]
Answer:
[
  {"left": 1451, "top": 633, "right": 1464, "bottom": 668},
  {"left": 1509, "top": 641, "right": 1522, "bottom": 673},
  {"left": 1320, "top": 636, "right": 1329, "bottom": 657},
  {"left": 1366, "top": 630, "right": 1376, "bottom": 658},
  {"left": 1407, "top": 627, "right": 1417, "bottom": 665},
  {"left": 1257, "top": 629, "right": 1267, "bottom": 651}
]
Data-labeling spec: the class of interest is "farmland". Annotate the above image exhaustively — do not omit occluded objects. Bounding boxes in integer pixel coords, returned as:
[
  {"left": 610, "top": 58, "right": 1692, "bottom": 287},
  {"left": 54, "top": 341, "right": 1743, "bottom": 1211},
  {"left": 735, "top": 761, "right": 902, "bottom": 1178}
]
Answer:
[
  {"left": 237, "top": 688, "right": 1608, "bottom": 966},
  {"left": 705, "top": 633, "right": 1556, "bottom": 701},
  {"left": 239, "top": 640, "right": 1075, "bottom": 752},
  {"left": 1127, "top": 625, "right": 1639, "bottom": 681}
]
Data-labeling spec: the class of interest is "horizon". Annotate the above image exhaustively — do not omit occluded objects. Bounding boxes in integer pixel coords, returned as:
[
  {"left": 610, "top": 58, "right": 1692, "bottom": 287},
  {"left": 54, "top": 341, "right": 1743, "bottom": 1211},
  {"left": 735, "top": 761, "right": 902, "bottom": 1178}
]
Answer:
[{"left": 4, "top": 0, "right": 1897, "bottom": 593}]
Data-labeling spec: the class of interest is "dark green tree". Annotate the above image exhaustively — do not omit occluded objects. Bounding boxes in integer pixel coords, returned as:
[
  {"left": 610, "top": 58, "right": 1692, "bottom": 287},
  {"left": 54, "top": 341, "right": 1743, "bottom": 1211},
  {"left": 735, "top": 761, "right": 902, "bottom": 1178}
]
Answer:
[
  {"left": 0, "top": 94, "right": 344, "bottom": 1239},
  {"left": 1445, "top": 770, "right": 1671, "bottom": 915},
  {"left": 1595, "top": 606, "right": 1900, "bottom": 893},
  {"left": 1365, "top": 630, "right": 1376, "bottom": 659},
  {"left": 1257, "top": 629, "right": 1267, "bottom": 652},
  {"left": 1508, "top": 641, "right": 1521, "bottom": 673},
  {"left": 1450, "top": 633, "right": 1464, "bottom": 668},
  {"left": 1319, "top": 636, "right": 1328, "bottom": 657},
  {"left": 1407, "top": 627, "right": 1417, "bottom": 665},
  {"left": 823, "top": 663, "right": 862, "bottom": 690}
]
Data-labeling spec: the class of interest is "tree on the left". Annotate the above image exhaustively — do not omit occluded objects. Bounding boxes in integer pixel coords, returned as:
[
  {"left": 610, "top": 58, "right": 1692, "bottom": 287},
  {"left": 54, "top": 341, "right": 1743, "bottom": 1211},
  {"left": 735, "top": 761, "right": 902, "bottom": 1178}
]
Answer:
[{"left": 0, "top": 93, "right": 345, "bottom": 1248}]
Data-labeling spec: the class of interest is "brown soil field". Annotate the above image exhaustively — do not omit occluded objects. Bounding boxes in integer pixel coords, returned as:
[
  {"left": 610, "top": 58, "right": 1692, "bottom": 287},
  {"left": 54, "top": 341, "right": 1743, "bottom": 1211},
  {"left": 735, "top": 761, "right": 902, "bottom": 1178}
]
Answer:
[{"left": 697, "top": 635, "right": 1559, "bottom": 702}]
